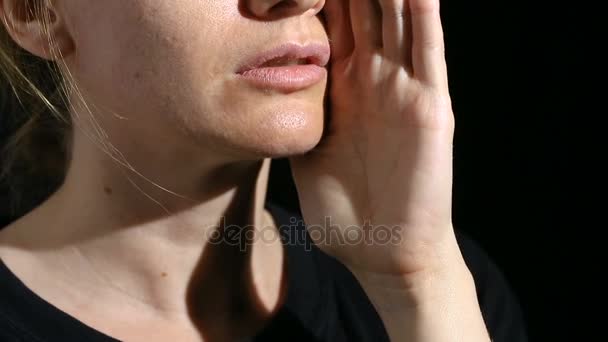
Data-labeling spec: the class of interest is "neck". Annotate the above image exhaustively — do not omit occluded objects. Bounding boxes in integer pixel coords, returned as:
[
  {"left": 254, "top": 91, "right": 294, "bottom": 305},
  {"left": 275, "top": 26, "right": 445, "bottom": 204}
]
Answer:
[{"left": 4, "top": 130, "right": 286, "bottom": 337}]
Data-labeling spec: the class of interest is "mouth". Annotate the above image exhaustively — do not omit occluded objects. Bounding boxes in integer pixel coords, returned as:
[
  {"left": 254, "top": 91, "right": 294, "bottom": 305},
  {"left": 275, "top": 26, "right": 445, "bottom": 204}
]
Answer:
[
  {"left": 260, "top": 56, "right": 313, "bottom": 68},
  {"left": 236, "top": 42, "right": 330, "bottom": 93},
  {"left": 237, "top": 42, "right": 331, "bottom": 73}
]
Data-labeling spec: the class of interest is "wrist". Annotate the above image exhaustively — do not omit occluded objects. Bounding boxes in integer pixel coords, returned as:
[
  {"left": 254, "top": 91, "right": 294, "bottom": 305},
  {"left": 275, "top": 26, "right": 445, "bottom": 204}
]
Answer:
[
  {"left": 353, "top": 258, "right": 476, "bottom": 309},
  {"left": 353, "top": 260, "right": 490, "bottom": 342}
]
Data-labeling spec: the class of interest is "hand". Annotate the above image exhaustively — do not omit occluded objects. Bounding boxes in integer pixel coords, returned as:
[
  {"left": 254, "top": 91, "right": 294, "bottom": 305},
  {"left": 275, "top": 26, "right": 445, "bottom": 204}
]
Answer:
[
  {"left": 291, "top": 0, "right": 456, "bottom": 280},
  {"left": 290, "top": 1, "right": 490, "bottom": 340}
]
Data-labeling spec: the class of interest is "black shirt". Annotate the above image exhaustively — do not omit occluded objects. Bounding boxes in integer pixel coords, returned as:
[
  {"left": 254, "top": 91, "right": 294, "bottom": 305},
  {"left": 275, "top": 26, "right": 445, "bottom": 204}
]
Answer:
[{"left": 0, "top": 201, "right": 528, "bottom": 341}]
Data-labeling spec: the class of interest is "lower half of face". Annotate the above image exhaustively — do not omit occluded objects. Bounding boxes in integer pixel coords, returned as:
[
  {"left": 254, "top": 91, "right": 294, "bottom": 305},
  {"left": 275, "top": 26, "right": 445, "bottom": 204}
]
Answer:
[{"left": 64, "top": 0, "right": 329, "bottom": 163}]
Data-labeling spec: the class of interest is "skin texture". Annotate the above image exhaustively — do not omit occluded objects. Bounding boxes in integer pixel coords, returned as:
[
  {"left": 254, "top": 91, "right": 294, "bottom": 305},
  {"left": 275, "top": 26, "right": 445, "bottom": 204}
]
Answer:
[
  {"left": 291, "top": 1, "right": 490, "bottom": 340},
  {"left": 0, "top": 0, "right": 490, "bottom": 341}
]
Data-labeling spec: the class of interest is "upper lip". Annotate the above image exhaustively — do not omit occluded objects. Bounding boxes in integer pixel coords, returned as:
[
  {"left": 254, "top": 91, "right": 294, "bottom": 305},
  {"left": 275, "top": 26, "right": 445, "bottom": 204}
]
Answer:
[{"left": 237, "top": 42, "right": 330, "bottom": 74}]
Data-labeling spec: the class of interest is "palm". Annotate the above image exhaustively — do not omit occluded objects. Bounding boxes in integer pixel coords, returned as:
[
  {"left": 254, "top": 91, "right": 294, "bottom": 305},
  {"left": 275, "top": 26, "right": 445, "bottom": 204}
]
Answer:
[{"left": 290, "top": 0, "right": 456, "bottom": 276}]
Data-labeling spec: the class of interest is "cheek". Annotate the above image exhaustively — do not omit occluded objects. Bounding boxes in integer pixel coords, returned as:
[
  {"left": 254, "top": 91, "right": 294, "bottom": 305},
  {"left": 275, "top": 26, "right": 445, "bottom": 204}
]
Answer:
[
  {"left": 66, "top": 4, "right": 224, "bottom": 136},
  {"left": 63, "top": 0, "right": 327, "bottom": 157}
]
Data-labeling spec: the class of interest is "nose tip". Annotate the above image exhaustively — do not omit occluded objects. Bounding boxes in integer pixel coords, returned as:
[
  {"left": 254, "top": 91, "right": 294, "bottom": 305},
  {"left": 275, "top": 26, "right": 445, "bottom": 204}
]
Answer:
[{"left": 246, "top": 0, "right": 325, "bottom": 19}]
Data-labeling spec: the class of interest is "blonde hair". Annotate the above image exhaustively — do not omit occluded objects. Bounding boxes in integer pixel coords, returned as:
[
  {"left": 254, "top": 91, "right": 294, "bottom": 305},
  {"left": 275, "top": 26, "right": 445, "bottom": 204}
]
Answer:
[{"left": 0, "top": 1, "right": 71, "bottom": 217}]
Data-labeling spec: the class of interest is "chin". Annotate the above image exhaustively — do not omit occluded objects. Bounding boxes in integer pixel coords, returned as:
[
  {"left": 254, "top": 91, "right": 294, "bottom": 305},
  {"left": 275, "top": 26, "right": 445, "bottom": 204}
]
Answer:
[
  {"left": 216, "top": 105, "right": 325, "bottom": 161},
  {"left": 250, "top": 109, "right": 325, "bottom": 158},
  {"left": 181, "top": 86, "right": 328, "bottom": 162}
]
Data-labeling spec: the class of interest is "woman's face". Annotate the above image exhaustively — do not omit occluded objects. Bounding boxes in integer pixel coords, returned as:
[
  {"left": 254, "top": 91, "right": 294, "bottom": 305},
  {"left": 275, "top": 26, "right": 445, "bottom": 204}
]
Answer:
[{"left": 60, "top": 0, "right": 329, "bottom": 161}]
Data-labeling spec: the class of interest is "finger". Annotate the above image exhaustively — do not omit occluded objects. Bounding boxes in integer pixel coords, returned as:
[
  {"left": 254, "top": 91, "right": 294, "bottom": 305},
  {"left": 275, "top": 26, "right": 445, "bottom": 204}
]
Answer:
[
  {"left": 379, "top": 0, "right": 408, "bottom": 64},
  {"left": 323, "top": 0, "right": 354, "bottom": 61},
  {"left": 350, "top": 0, "right": 383, "bottom": 50},
  {"left": 410, "top": 0, "right": 448, "bottom": 91}
]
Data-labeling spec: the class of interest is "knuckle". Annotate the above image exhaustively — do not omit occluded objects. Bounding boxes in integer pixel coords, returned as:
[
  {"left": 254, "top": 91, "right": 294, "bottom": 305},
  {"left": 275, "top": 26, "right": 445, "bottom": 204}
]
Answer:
[
  {"left": 379, "top": 1, "right": 407, "bottom": 25},
  {"left": 409, "top": 0, "right": 441, "bottom": 14},
  {"left": 423, "top": 42, "right": 445, "bottom": 55}
]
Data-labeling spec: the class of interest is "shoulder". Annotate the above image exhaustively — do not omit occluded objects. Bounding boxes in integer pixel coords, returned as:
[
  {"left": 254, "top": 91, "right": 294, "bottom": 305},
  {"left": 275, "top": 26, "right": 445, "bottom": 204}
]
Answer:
[
  {"left": 0, "top": 256, "right": 45, "bottom": 342},
  {"left": 265, "top": 201, "right": 527, "bottom": 341},
  {"left": 455, "top": 231, "right": 529, "bottom": 342}
]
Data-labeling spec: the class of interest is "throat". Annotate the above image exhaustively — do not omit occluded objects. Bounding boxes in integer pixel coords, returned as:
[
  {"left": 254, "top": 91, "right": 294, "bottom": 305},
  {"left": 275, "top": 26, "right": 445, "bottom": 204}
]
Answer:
[{"left": 184, "top": 209, "right": 287, "bottom": 340}]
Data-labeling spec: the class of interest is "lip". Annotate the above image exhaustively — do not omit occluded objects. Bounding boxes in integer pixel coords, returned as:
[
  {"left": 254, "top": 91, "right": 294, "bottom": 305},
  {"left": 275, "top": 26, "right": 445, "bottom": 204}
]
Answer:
[{"left": 236, "top": 42, "right": 330, "bottom": 93}]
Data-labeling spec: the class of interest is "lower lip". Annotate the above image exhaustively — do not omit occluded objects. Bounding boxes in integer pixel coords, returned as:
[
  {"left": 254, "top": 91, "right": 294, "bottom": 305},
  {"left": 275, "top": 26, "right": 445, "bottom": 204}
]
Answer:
[{"left": 237, "top": 65, "right": 326, "bottom": 93}]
